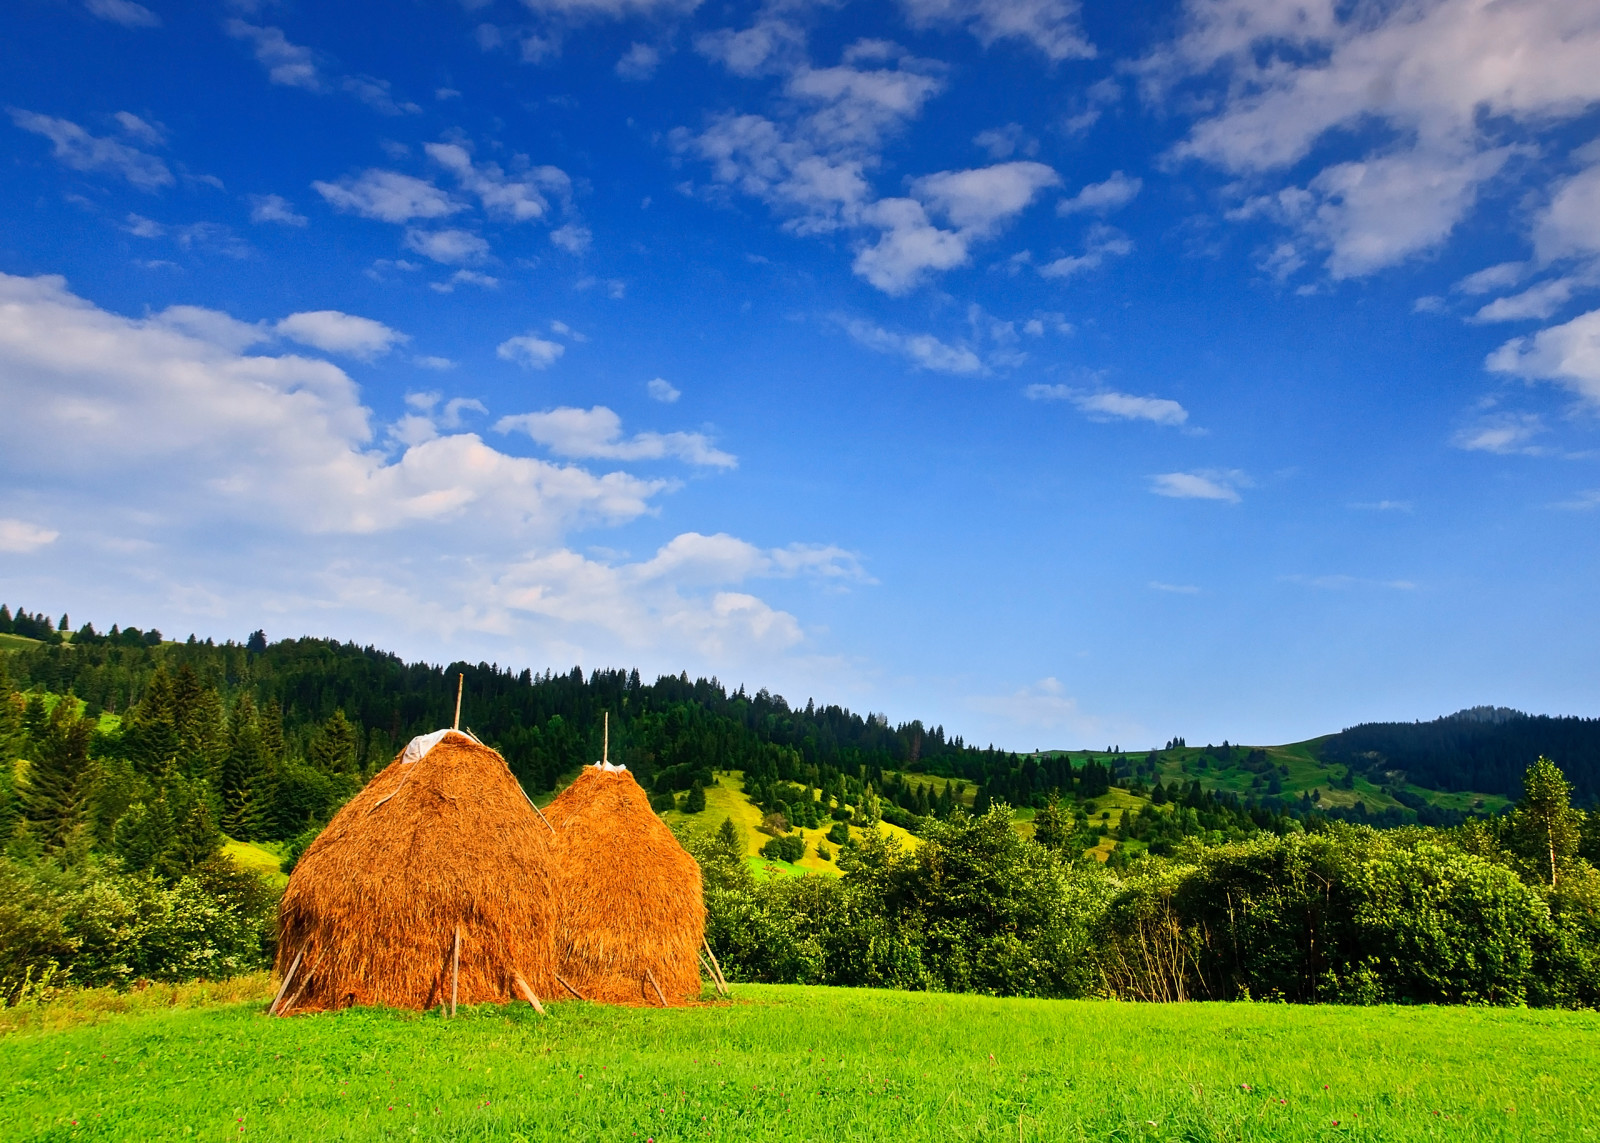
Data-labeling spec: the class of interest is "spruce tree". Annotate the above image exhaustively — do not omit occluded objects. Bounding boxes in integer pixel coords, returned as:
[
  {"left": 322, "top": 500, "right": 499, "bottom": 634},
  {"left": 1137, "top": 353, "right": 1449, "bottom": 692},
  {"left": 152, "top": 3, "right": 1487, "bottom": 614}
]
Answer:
[
  {"left": 125, "top": 666, "right": 179, "bottom": 779},
  {"left": 685, "top": 781, "right": 707, "bottom": 813},
  {"left": 223, "top": 695, "right": 268, "bottom": 840},
  {"left": 114, "top": 794, "right": 175, "bottom": 873},
  {"left": 309, "top": 710, "right": 359, "bottom": 773},
  {"left": 22, "top": 696, "right": 94, "bottom": 848}
]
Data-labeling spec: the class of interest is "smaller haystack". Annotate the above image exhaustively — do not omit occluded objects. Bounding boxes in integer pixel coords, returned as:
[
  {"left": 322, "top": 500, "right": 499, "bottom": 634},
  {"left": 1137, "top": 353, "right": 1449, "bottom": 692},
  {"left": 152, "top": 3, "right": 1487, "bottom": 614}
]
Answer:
[
  {"left": 272, "top": 731, "right": 554, "bottom": 1015},
  {"left": 546, "top": 764, "right": 705, "bottom": 1005}
]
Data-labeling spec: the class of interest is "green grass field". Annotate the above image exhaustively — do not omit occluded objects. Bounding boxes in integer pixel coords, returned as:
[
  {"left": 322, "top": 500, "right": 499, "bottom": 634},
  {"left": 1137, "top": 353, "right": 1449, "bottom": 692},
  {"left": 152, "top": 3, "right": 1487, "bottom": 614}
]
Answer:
[{"left": 1, "top": 983, "right": 1595, "bottom": 1141}]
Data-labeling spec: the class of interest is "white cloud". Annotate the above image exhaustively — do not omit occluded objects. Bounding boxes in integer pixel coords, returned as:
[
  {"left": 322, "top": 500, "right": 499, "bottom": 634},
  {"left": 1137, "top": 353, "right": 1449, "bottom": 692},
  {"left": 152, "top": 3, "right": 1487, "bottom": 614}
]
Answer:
[
  {"left": 225, "top": 21, "right": 321, "bottom": 90},
  {"left": 841, "top": 318, "right": 983, "bottom": 374},
  {"left": 404, "top": 228, "right": 490, "bottom": 265},
  {"left": 1456, "top": 261, "right": 1529, "bottom": 296},
  {"left": 1025, "top": 384, "right": 1188, "bottom": 426},
  {"left": 429, "top": 269, "right": 501, "bottom": 293},
  {"left": 550, "top": 224, "right": 592, "bottom": 253},
  {"left": 313, "top": 170, "right": 460, "bottom": 223},
  {"left": 0, "top": 519, "right": 59, "bottom": 553},
  {"left": 677, "top": 46, "right": 1059, "bottom": 293},
  {"left": 647, "top": 377, "right": 681, "bottom": 403},
  {"left": 1552, "top": 489, "right": 1600, "bottom": 511},
  {"left": 616, "top": 42, "right": 661, "bottom": 80},
  {"left": 9, "top": 110, "right": 173, "bottom": 191},
  {"left": 898, "top": 0, "right": 1095, "bottom": 61},
  {"left": 342, "top": 76, "right": 421, "bottom": 116},
  {"left": 968, "top": 677, "right": 1107, "bottom": 736},
  {"left": 1056, "top": 171, "right": 1141, "bottom": 216},
  {"left": 275, "top": 311, "right": 408, "bottom": 360},
  {"left": 1451, "top": 413, "right": 1546, "bottom": 455},
  {"left": 495, "top": 406, "right": 737, "bottom": 468},
  {"left": 248, "top": 193, "right": 308, "bottom": 226},
  {"left": 1149, "top": 581, "right": 1199, "bottom": 594},
  {"left": 112, "top": 111, "right": 165, "bottom": 146},
  {"left": 423, "top": 142, "right": 571, "bottom": 223},
  {"left": 1486, "top": 308, "right": 1600, "bottom": 406},
  {"left": 1282, "top": 574, "right": 1416, "bottom": 591},
  {"left": 1150, "top": 470, "right": 1246, "bottom": 502},
  {"left": 1536, "top": 159, "right": 1600, "bottom": 263},
  {"left": 1155, "top": 0, "right": 1600, "bottom": 278},
  {"left": 695, "top": 18, "right": 807, "bottom": 77},
  {"left": 973, "top": 124, "right": 1034, "bottom": 160},
  {"left": 497, "top": 334, "right": 566, "bottom": 370},
  {"left": 0, "top": 272, "right": 665, "bottom": 537},
  {"left": 1472, "top": 278, "right": 1584, "bottom": 323},
  {"left": 85, "top": 0, "right": 159, "bottom": 27},
  {"left": 414, "top": 355, "right": 456, "bottom": 370},
  {"left": 1037, "top": 224, "right": 1133, "bottom": 279}
]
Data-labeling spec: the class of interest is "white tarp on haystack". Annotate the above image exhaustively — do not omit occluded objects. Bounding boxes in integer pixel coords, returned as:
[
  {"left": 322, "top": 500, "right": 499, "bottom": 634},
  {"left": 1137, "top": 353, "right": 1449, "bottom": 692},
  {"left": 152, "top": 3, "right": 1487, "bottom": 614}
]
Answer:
[
  {"left": 593, "top": 761, "right": 627, "bottom": 772},
  {"left": 400, "top": 728, "right": 480, "bottom": 764}
]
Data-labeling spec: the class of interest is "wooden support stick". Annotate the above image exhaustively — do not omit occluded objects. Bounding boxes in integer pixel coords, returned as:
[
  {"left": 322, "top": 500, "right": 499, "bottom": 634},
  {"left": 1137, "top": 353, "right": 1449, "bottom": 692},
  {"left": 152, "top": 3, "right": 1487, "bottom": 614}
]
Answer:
[
  {"left": 554, "top": 973, "right": 586, "bottom": 1001},
  {"left": 644, "top": 967, "right": 667, "bottom": 1008},
  {"left": 450, "top": 925, "right": 461, "bottom": 1018},
  {"left": 512, "top": 972, "right": 546, "bottom": 1014},
  {"left": 280, "top": 978, "right": 310, "bottom": 1017},
  {"left": 268, "top": 947, "right": 304, "bottom": 1015},
  {"left": 453, "top": 673, "right": 464, "bottom": 731},
  {"left": 697, "top": 951, "right": 727, "bottom": 997},
  {"left": 603, "top": 711, "right": 609, "bottom": 765},
  {"left": 702, "top": 937, "right": 729, "bottom": 993}
]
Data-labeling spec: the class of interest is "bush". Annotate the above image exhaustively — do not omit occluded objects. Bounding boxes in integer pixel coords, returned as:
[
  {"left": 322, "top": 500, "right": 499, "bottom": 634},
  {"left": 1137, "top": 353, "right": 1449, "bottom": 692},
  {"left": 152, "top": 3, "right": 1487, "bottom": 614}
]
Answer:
[{"left": 760, "top": 834, "right": 806, "bottom": 863}]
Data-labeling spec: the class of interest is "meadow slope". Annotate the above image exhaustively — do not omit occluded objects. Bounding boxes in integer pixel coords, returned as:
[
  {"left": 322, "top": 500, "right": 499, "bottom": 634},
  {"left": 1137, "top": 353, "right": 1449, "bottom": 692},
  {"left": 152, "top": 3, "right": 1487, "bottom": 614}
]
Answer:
[{"left": 1, "top": 984, "right": 1595, "bottom": 1142}]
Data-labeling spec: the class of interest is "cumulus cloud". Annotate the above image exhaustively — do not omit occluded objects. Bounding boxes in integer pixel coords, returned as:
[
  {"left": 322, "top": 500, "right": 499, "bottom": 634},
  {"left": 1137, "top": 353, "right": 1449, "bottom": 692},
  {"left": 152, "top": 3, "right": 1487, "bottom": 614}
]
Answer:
[
  {"left": 841, "top": 318, "right": 983, "bottom": 373},
  {"left": 676, "top": 45, "right": 1055, "bottom": 292},
  {"left": 225, "top": 20, "right": 321, "bottom": 90},
  {"left": 0, "top": 272, "right": 857, "bottom": 680},
  {"left": 1486, "top": 308, "right": 1600, "bottom": 406},
  {"left": 0, "top": 519, "right": 59, "bottom": 553},
  {"left": 275, "top": 311, "right": 408, "bottom": 360},
  {"left": 1025, "top": 384, "right": 1187, "bottom": 426},
  {"left": 497, "top": 334, "right": 566, "bottom": 370},
  {"left": 1451, "top": 413, "right": 1547, "bottom": 454},
  {"left": 9, "top": 109, "right": 173, "bottom": 191},
  {"left": 616, "top": 42, "right": 662, "bottom": 80},
  {"left": 1149, "top": 469, "right": 1247, "bottom": 502},
  {"left": 647, "top": 377, "right": 681, "bottom": 402},
  {"left": 404, "top": 227, "right": 490, "bottom": 265},
  {"left": 1056, "top": 171, "right": 1141, "bottom": 215},
  {"left": 0, "top": 272, "right": 664, "bottom": 537},
  {"left": 1153, "top": 0, "right": 1600, "bottom": 278},
  {"left": 495, "top": 406, "right": 737, "bottom": 468},
  {"left": 313, "top": 170, "right": 460, "bottom": 223},
  {"left": 423, "top": 142, "right": 571, "bottom": 223},
  {"left": 898, "top": 0, "right": 1095, "bottom": 61},
  {"left": 248, "top": 193, "right": 308, "bottom": 226}
]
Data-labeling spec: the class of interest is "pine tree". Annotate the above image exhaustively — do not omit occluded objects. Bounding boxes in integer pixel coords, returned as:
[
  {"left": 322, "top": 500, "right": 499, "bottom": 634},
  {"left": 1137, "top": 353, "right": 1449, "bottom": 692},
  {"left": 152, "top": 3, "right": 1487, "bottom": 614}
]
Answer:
[
  {"left": 223, "top": 694, "right": 268, "bottom": 840},
  {"left": 685, "top": 781, "right": 707, "bottom": 813},
  {"left": 22, "top": 696, "right": 94, "bottom": 848},
  {"left": 114, "top": 794, "right": 175, "bottom": 873},
  {"left": 309, "top": 710, "right": 360, "bottom": 774},
  {"left": 166, "top": 781, "right": 222, "bottom": 875},
  {"left": 125, "top": 666, "right": 179, "bottom": 779},
  {"left": 1032, "top": 793, "right": 1068, "bottom": 851}
]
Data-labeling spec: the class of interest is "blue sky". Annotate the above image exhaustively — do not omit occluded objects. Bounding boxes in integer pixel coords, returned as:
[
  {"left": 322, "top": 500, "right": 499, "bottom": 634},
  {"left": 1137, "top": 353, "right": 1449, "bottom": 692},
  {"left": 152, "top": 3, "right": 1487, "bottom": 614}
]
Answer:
[{"left": 3, "top": 0, "right": 1600, "bottom": 749}]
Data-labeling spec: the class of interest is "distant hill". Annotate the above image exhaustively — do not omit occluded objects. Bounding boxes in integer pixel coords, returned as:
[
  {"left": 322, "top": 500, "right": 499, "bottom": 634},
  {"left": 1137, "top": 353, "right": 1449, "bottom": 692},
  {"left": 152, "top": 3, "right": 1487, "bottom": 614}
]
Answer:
[{"left": 1317, "top": 708, "right": 1600, "bottom": 803}]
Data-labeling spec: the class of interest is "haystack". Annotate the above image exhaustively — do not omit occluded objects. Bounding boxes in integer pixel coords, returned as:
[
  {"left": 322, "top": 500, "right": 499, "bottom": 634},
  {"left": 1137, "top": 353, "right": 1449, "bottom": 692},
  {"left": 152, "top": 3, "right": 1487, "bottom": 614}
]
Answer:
[
  {"left": 546, "top": 764, "right": 706, "bottom": 1005},
  {"left": 272, "top": 731, "right": 555, "bottom": 1015}
]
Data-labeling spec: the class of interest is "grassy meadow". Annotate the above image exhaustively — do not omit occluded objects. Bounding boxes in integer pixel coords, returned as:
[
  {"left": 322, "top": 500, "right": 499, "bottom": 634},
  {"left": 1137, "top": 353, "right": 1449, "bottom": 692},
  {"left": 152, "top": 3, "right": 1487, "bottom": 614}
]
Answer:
[{"left": 1, "top": 983, "right": 1595, "bottom": 1142}]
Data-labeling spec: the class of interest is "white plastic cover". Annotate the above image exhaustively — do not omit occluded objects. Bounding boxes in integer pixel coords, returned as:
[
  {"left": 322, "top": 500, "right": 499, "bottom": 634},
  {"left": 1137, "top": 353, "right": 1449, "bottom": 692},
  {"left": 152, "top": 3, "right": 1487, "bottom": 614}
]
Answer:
[
  {"left": 401, "top": 728, "right": 458, "bottom": 764},
  {"left": 593, "top": 761, "right": 628, "bottom": 772}
]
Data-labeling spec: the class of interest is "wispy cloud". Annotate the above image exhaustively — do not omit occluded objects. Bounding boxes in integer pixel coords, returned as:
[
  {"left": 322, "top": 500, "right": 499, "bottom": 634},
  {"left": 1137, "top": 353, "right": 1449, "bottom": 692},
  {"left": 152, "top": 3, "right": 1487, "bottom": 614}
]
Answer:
[
  {"left": 1149, "top": 581, "right": 1199, "bottom": 594},
  {"left": 1025, "top": 384, "right": 1187, "bottom": 426},
  {"left": 496, "top": 406, "right": 736, "bottom": 469},
  {"left": 9, "top": 109, "right": 172, "bottom": 191},
  {"left": 841, "top": 318, "right": 983, "bottom": 374},
  {"left": 1149, "top": 469, "right": 1247, "bottom": 502}
]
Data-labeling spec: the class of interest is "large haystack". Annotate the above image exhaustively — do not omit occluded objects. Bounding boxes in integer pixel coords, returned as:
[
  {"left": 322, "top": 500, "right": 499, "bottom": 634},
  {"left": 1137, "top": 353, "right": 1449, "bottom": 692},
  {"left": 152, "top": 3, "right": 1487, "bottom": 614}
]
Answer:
[
  {"left": 272, "top": 731, "right": 555, "bottom": 1014},
  {"left": 546, "top": 765, "right": 705, "bottom": 1005}
]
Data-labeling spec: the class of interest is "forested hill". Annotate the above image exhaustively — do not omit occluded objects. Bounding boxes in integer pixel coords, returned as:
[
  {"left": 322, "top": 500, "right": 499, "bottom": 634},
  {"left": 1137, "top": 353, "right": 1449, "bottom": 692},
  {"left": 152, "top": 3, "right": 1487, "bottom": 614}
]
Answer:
[{"left": 1321, "top": 707, "right": 1600, "bottom": 803}]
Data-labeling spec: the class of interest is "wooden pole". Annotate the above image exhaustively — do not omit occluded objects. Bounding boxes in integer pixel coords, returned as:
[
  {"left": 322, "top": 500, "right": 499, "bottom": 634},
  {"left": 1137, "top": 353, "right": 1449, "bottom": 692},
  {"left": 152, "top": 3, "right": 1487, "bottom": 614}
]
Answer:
[
  {"left": 453, "top": 673, "right": 464, "bottom": 731},
  {"left": 644, "top": 967, "right": 667, "bottom": 1007},
  {"left": 268, "top": 947, "right": 304, "bottom": 1015},
  {"left": 554, "top": 973, "right": 586, "bottom": 1001},
  {"left": 698, "top": 951, "right": 727, "bottom": 997},
  {"left": 450, "top": 925, "right": 461, "bottom": 1017},
  {"left": 511, "top": 972, "right": 546, "bottom": 1014},
  {"left": 603, "top": 711, "right": 609, "bottom": 765},
  {"left": 702, "top": 937, "right": 729, "bottom": 993}
]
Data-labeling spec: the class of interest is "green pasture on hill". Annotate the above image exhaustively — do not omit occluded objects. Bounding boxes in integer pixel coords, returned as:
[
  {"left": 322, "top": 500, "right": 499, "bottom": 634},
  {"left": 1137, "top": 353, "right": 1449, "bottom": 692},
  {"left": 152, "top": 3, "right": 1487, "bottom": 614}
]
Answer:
[{"left": 2, "top": 984, "right": 1596, "bottom": 1142}]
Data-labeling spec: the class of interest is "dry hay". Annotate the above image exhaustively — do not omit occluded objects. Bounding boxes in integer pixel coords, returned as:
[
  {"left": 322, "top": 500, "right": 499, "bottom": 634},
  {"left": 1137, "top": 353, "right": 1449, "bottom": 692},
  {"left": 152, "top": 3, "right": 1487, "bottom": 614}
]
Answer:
[
  {"left": 546, "top": 766, "right": 705, "bottom": 1005},
  {"left": 273, "top": 732, "right": 555, "bottom": 1014}
]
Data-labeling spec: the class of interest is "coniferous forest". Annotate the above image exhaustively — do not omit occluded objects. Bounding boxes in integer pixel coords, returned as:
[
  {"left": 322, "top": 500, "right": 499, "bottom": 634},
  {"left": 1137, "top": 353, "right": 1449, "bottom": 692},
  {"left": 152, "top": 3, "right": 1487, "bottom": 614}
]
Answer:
[{"left": 2, "top": 605, "right": 1599, "bottom": 1009}]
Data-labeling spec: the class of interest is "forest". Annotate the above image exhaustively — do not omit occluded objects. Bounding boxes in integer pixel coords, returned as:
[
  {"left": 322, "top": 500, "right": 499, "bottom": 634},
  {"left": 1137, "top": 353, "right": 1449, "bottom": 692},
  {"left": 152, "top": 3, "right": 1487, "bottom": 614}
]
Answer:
[{"left": 1, "top": 604, "right": 1598, "bottom": 1009}]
